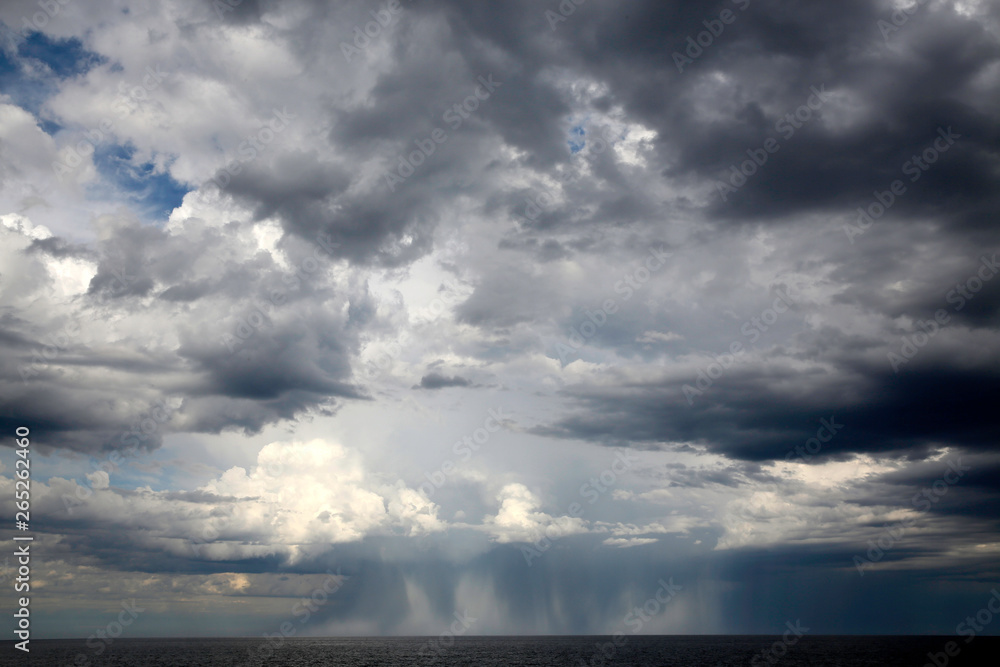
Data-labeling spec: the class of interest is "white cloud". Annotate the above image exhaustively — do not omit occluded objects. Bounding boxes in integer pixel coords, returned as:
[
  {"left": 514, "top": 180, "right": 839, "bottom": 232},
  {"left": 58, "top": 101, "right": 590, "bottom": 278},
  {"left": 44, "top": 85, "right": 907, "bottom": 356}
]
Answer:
[
  {"left": 483, "top": 483, "right": 589, "bottom": 544},
  {"left": 602, "top": 537, "right": 658, "bottom": 548}
]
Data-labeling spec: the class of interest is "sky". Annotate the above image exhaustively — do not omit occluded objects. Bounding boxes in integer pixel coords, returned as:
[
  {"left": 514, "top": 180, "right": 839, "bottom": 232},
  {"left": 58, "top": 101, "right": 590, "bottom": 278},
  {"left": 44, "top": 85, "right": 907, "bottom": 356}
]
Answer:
[{"left": 1, "top": 0, "right": 999, "bottom": 642}]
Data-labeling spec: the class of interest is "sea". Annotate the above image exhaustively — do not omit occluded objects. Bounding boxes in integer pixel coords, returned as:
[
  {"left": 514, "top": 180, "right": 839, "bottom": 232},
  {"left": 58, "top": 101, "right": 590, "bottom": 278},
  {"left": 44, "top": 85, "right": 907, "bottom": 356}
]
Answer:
[{"left": 1, "top": 636, "right": 998, "bottom": 666}]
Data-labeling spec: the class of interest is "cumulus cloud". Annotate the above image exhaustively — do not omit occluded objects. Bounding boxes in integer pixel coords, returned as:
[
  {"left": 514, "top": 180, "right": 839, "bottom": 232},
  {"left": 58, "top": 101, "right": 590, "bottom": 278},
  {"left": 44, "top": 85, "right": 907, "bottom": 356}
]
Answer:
[
  {"left": 7, "top": 437, "right": 448, "bottom": 565},
  {"left": 483, "top": 483, "right": 589, "bottom": 544}
]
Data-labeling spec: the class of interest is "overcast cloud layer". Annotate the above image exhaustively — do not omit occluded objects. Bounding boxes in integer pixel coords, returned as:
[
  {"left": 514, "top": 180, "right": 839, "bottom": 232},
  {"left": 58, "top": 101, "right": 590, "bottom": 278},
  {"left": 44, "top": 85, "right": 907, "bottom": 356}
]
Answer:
[{"left": 1, "top": 0, "right": 999, "bottom": 639}]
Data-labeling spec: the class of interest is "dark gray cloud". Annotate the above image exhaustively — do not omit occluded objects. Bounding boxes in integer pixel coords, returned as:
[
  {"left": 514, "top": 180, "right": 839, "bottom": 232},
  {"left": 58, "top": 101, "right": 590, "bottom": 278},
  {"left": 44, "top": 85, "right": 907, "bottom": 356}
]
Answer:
[
  {"left": 535, "top": 362, "right": 1000, "bottom": 461},
  {"left": 1, "top": 213, "right": 370, "bottom": 453},
  {"left": 417, "top": 372, "right": 471, "bottom": 389}
]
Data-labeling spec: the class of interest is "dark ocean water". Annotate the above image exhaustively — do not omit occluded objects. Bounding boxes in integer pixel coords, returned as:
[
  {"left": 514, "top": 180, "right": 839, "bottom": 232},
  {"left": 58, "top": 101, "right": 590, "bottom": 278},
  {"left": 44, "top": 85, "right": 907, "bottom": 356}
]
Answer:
[{"left": 2, "top": 636, "right": 998, "bottom": 666}]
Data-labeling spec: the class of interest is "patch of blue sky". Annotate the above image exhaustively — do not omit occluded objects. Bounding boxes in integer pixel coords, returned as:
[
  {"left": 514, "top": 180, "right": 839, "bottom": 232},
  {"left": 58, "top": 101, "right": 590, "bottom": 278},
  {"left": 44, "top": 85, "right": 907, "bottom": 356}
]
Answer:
[
  {"left": 0, "top": 40, "right": 56, "bottom": 118},
  {"left": 569, "top": 124, "right": 586, "bottom": 153},
  {"left": 17, "top": 31, "right": 105, "bottom": 78},
  {"left": 88, "top": 142, "right": 190, "bottom": 222},
  {"left": 78, "top": 453, "right": 173, "bottom": 494},
  {"left": 0, "top": 29, "right": 104, "bottom": 132}
]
